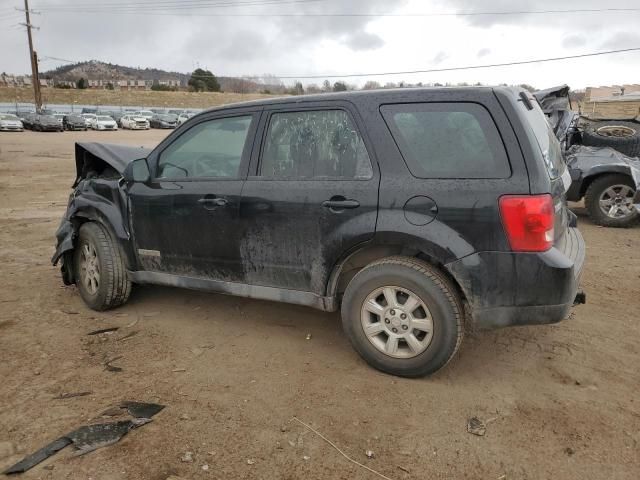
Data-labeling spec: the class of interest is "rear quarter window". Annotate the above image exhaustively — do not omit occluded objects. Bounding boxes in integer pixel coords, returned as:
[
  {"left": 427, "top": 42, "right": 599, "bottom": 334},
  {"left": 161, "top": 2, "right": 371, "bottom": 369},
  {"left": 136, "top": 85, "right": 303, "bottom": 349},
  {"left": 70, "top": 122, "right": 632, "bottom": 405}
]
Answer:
[{"left": 381, "top": 102, "right": 511, "bottom": 179}]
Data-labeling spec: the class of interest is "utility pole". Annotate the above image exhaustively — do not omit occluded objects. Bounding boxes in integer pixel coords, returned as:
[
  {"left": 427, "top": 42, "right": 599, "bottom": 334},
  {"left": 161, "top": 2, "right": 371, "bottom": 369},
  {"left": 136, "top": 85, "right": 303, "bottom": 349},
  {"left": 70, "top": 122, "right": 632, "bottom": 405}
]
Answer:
[{"left": 22, "top": 0, "right": 42, "bottom": 112}]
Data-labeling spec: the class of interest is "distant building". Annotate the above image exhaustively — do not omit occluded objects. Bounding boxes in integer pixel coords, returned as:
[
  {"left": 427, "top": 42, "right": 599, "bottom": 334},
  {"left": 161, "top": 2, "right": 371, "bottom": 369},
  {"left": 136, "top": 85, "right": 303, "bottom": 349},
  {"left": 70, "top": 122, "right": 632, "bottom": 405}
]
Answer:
[{"left": 585, "top": 84, "right": 640, "bottom": 101}]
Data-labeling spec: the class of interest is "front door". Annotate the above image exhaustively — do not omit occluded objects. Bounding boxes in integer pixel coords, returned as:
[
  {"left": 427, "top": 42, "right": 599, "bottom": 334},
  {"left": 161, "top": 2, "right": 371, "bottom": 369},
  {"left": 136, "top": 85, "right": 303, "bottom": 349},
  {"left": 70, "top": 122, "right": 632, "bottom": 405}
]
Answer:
[
  {"left": 128, "top": 111, "right": 259, "bottom": 282},
  {"left": 239, "top": 105, "right": 379, "bottom": 295}
]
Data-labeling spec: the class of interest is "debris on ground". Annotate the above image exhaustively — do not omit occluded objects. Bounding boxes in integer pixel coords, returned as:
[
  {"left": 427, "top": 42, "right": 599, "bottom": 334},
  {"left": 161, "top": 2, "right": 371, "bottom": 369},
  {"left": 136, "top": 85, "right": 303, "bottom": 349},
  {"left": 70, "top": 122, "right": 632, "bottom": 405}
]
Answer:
[
  {"left": 564, "top": 447, "right": 575, "bottom": 456},
  {"left": 117, "top": 330, "right": 139, "bottom": 342},
  {"left": 180, "top": 451, "right": 193, "bottom": 463},
  {"left": 365, "top": 449, "right": 375, "bottom": 459},
  {"left": 247, "top": 459, "right": 255, "bottom": 465},
  {"left": 303, "top": 455, "right": 310, "bottom": 461},
  {"left": 87, "top": 327, "right": 119, "bottom": 335},
  {"left": 305, "top": 333, "right": 312, "bottom": 340},
  {"left": 292, "top": 417, "right": 395, "bottom": 480},
  {"left": 104, "top": 355, "right": 124, "bottom": 372},
  {"left": 397, "top": 465, "right": 410, "bottom": 473},
  {"left": 466, "top": 417, "right": 487, "bottom": 436},
  {"left": 53, "top": 391, "right": 92, "bottom": 400},
  {"left": 202, "top": 464, "right": 209, "bottom": 471},
  {"left": 2, "top": 401, "right": 164, "bottom": 474}
]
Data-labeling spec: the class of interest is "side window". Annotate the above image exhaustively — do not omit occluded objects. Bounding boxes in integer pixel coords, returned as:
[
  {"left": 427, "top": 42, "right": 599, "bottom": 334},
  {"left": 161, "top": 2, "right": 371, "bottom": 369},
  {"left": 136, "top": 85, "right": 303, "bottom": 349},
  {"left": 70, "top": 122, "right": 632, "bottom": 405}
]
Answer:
[
  {"left": 260, "top": 109, "right": 373, "bottom": 179},
  {"left": 157, "top": 115, "right": 252, "bottom": 179},
  {"left": 381, "top": 103, "right": 510, "bottom": 179}
]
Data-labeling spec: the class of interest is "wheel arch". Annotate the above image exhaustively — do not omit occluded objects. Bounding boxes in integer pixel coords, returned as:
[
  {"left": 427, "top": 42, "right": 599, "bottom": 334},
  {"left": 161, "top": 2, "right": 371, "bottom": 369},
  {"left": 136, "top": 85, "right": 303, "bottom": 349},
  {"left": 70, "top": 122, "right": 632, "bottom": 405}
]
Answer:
[
  {"left": 326, "top": 242, "right": 469, "bottom": 310},
  {"left": 579, "top": 167, "right": 635, "bottom": 199}
]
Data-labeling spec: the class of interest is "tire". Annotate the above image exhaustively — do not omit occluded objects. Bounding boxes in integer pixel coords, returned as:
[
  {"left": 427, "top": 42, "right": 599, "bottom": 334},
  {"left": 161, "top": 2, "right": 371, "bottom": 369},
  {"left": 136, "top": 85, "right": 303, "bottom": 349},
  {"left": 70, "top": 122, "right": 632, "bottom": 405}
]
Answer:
[
  {"left": 341, "top": 256, "right": 464, "bottom": 377},
  {"left": 582, "top": 121, "right": 640, "bottom": 157},
  {"left": 584, "top": 174, "right": 639, "bottom": 227},
  {"left": 73, "top": 222, "right": 132, "bottom": 311}
]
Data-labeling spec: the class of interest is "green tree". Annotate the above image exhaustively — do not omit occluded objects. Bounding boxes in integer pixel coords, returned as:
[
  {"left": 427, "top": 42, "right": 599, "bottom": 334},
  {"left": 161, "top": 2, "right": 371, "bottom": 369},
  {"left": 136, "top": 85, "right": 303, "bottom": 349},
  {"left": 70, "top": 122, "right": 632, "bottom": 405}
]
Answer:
[
  {"left": 76, "top": 77, "right": 87, "bottom": 89},
  {"left": 333, "top": 81, "right": 347, "bottom": 92},
  {"left": 106, "top": 82, "right": 114, "bottom": 90},
  {"left": 188, "top": 69, "right": 220, "bottom": 92}
]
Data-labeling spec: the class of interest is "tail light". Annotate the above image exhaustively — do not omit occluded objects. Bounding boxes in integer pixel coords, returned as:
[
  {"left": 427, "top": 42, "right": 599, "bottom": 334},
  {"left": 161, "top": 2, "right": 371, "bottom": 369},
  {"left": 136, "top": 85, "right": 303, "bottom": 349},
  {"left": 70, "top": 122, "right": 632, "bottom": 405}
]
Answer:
[{"left": 499, "top": 194, "right": 554, "bottom": 252}]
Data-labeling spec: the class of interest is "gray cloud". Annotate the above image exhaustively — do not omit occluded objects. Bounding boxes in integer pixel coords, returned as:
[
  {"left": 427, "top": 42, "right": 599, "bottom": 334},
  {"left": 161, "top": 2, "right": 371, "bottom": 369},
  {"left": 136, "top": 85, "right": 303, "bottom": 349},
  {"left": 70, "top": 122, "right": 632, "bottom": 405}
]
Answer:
[
  {"left": 344, "top": 31, "right": 385, "bottom": 51},
  {"left": 562, "top": 35, "right": 586, "bottom": 48},
  {"left": 432, "top": 51, "right": 448, "bottom": 64},
  {"left": 600, "top": 31, "right": 640, "bottom": 50},
  {"left": 477, "top": 48, "right": 491, "bottom": 58}
]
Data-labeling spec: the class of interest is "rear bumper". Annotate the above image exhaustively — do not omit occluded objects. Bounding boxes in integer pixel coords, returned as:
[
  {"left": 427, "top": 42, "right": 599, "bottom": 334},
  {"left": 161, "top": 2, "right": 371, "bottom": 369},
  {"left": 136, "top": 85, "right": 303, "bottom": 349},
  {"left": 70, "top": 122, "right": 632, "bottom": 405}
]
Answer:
[{"left": 445, "top": 227, "right": 585, "bottom": 329}]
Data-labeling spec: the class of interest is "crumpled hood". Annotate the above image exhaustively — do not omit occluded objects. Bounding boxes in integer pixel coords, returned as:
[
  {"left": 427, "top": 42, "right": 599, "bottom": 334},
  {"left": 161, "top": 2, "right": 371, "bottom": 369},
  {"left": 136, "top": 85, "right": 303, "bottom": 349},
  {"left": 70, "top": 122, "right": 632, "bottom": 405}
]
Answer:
[
  {"left": 566, "top": 145, "right": 640, "bottom": 210},
  {"left": 75, "top": 142, "right": 152, "bottom": 178}
]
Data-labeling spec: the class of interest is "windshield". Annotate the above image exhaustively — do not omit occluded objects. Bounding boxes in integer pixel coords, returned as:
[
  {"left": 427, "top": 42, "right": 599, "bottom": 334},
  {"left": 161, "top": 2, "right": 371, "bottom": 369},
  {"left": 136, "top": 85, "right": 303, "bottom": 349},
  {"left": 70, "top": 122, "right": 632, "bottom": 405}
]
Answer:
[
  {"left": 97, "top": 116, "right": 113, "bottom": 121},
  {"left": 158, "top": 115, "right": 176, "bottom": 121},
  {"left": 1, "top": 114, "right": 18, "bottom": 120}
]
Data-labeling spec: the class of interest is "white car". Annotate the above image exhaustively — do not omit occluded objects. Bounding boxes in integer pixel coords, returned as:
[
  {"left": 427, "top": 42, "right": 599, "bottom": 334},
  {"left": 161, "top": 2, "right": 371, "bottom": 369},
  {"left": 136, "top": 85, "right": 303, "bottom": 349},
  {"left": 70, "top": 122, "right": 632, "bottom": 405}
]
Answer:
[
  {"left": 90, "top": 115, "right": 118, "bottom": 131},
  {"left": 134, "top": 110, "right": 154, "bottom": 120},
  {"left": 120, "top": 115, "right": 150, "bottom": 130},
  {"left": 177, "top": 113, "right": 194, "bottom": 126},
  {"left": 81, "top": 113, "right": 97, "bottom": 127},
  {"left": 0, "top": 113, "right": 24, "bottom": 131}
]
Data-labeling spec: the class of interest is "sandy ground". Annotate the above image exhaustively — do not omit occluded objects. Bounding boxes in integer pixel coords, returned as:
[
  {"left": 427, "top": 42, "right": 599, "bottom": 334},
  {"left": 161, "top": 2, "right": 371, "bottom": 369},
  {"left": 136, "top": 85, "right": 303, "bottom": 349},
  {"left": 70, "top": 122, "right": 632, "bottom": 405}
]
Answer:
[{"left": 0, "top": 130, "right": 638, "bottom": 480}]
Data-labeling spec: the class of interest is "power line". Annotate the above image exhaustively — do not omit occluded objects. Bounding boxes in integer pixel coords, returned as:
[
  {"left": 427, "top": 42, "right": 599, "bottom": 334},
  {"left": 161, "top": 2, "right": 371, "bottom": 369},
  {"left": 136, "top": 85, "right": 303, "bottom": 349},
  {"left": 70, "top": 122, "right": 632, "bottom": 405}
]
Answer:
[
  {"left": 234, "top": 47, "right": 640, "bottom": 79},
  {"left": 32, "top": 5, "right": 640, "bottom": 16}
]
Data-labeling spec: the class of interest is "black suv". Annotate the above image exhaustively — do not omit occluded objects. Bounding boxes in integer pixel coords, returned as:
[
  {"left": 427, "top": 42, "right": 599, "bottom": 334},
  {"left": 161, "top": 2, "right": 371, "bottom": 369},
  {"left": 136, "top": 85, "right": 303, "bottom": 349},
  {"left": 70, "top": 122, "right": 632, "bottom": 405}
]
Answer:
[{"left": 53, "top": 87, "right": 585, "bottom": 377}]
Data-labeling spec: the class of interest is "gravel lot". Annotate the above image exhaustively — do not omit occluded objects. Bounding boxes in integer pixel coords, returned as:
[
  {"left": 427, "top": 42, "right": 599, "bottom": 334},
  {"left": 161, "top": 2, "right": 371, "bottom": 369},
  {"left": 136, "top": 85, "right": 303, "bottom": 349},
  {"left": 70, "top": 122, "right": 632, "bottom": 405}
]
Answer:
[{"left": 0, "top": 130, "right": 638, "bottom": 479}]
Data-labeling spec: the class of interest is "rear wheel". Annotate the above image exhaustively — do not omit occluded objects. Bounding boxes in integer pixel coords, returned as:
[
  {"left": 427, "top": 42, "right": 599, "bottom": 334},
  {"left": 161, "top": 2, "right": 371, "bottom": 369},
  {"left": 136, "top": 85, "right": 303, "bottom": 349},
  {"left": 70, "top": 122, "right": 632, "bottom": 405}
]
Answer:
[
  {"left": 584, "top": 174, "right": 638, "bottom": 227},
  {"left": 341, "top": 256, "right": 464, "bottom": 377},
  {"left": 73, "top": 222, "right": 132, "bottom": 310}
]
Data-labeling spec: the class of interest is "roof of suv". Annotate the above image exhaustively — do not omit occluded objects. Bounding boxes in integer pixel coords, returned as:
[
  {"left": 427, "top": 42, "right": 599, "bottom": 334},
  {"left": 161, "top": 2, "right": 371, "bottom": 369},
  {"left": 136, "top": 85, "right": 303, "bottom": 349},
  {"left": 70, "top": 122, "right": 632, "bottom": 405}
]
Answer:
[{"left": 201, "top": 86, "right": 519, "bottom": 114}]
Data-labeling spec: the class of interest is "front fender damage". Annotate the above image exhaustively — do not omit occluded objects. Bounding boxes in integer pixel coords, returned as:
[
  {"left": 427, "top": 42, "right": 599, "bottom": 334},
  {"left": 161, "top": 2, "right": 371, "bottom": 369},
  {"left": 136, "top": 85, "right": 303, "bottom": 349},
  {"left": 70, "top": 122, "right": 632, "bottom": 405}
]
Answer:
[
  {"left": 566, "top": 145, "right": 640, "bottom": 209},
  {"left": 52, "top": 142, "right": 145, "bottom": 282}
]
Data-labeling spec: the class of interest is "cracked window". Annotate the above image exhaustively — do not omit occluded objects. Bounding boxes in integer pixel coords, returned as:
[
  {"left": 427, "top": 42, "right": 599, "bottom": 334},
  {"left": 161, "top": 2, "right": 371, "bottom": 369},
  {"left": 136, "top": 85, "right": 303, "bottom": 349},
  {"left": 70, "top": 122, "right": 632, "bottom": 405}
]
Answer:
[{"left": 260, "top": 110, "right": 373, "bottom": 179}]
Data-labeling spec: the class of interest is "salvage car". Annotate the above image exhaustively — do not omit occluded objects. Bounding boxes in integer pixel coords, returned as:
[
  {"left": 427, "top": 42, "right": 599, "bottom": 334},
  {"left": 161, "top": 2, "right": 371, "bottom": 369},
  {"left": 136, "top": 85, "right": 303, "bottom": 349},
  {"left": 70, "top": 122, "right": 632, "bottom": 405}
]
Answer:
[
  {"left": 33, "top": 114, "right": 64, "bottom": 132},
  {"left": 63, "top": 115, "right": 88, "bottom": 131},
  {"left": 149, "top": 113, "right": 178, "bottom": 129},
  {"left": 177, "top": 112, "right": 194, "bottom": 126},
  {"left": 134, "top": 110, "right": 154, "bottom": 120},
  {"left": 53, "top": 87, "right": 586, "bottom": 377},
  {"left": 80, "top": 113, "right": 97, "bottom": 128},
  {"left": 0, "top": 113, "right": 24, "bottom": 131},
  {"left": 90, "top": 115, "right": 118, "bottom": 131},
  {"left": 535, "top": 85, "right": 640, "bottom": 227},
  {"left": 120, "top": 114, "right": 150, "bottom": 130}
]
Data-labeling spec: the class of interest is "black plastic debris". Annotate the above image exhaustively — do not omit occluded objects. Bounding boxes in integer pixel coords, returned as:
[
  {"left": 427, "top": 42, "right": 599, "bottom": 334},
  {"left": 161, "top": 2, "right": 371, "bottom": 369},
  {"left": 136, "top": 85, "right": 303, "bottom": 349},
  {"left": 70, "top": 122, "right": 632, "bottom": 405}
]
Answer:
[
  {"left": 3, "top": 438, "right": 71, "bottom": 474},
  {"left": 87, "top": 327, "right": 119, "bottom": 335},
  {"left": 3, "top": 402, "right": 164, "bottom": 475}
]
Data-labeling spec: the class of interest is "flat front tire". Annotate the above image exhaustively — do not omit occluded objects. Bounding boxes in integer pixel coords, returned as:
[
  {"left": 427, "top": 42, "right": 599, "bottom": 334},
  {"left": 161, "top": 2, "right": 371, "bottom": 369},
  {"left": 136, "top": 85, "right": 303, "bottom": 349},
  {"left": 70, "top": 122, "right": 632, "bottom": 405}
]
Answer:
[
  {"left": 74, "top": 222, "right": 132, "bottom": 311},
  {"left": 341, "top": 256, "right": 464, "bottom": 377}
]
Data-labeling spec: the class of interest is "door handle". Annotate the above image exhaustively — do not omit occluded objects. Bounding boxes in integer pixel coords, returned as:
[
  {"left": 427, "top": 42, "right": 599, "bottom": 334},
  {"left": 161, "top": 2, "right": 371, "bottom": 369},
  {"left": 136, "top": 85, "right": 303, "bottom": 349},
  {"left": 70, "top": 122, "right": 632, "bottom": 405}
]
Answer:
[
  {"left": 198, "top": 196, "right": 228, "bottom": 208},
  {"left": 322, "top": 197, "right": 360, "bottom": 211}
]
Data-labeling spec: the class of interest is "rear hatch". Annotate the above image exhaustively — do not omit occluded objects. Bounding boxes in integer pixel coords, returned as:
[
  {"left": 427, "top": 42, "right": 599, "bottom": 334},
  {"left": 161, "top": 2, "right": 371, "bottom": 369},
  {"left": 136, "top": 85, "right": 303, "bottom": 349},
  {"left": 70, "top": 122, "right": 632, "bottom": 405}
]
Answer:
[{"left": 516, "top": 91, "right": 572, "bottom": 244}]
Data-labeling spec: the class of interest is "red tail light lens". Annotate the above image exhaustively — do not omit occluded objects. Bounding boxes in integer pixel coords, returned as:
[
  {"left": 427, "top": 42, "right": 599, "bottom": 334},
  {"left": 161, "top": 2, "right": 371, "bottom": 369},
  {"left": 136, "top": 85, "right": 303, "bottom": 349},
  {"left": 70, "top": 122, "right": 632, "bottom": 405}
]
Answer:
[{"left": 499, "top": 194, "right": 555, "bottom": 252}]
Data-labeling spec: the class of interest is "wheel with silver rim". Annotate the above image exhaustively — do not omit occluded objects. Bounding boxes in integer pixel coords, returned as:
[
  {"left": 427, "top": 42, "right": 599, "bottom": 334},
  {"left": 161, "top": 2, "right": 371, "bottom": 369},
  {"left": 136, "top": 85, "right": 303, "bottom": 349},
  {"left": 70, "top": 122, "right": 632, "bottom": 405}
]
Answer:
[
  {"left": 585, "top": 173, "right": 638, "bottom": 228},
  {"left": 79, "top": 242, "right": 101, "bottom": 295},
  {"left": 598, "top": 184, "right": 636, "bottom": 220},
  {"left": 342, "top": 256, "right": 463, "bottom": 377},
  {"left": 361, "top": 286, "right": 433, "bottom": 359},
  {"left": 73, "top": 222, "right": 132, "bottom": 310}
]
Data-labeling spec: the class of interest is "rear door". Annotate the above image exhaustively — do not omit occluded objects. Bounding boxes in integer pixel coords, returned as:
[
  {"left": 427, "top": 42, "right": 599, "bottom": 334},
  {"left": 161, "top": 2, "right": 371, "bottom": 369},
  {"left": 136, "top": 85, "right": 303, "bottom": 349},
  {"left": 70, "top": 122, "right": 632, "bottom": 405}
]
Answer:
[
  {"left": 238, "top": 102, "right": 379, "bottom": 295},
  {"left": 128, "top": 109, "right": 260, "bottom": 282}
]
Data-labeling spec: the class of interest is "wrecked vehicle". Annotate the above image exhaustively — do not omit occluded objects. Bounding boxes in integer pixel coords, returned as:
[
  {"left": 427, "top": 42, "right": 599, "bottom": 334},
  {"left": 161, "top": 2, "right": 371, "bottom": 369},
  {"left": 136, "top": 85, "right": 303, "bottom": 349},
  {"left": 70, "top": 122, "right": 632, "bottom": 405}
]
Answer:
[
  {"left": 53, "top": 87, "right": 585, "bottom": 377},
  {"left": 534, "top": 85, "right": 640, "bottom": 227}
]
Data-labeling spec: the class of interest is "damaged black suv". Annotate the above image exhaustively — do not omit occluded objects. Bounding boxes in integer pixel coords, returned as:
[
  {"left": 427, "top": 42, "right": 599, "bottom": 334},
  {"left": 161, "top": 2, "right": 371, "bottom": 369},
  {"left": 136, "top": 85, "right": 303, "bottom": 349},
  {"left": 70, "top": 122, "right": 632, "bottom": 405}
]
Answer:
[{"left": 53, "top": 87, "right": 585, "bottom": 377}]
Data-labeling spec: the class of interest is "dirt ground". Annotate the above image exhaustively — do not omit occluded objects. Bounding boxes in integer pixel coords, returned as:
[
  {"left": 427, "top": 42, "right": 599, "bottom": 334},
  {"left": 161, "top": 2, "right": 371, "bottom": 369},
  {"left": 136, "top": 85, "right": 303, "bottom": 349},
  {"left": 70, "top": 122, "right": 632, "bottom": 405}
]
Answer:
[{"left": 0, "top": 129, "right": 638, "bottom": 480}]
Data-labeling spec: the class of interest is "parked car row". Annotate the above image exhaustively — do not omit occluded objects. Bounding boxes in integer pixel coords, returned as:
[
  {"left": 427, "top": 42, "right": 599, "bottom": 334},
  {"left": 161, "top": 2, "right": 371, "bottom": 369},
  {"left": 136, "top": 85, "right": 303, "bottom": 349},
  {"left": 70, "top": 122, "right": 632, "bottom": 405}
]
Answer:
[{"left": 1, "top": 108, "right": 199, "bottom": 133}]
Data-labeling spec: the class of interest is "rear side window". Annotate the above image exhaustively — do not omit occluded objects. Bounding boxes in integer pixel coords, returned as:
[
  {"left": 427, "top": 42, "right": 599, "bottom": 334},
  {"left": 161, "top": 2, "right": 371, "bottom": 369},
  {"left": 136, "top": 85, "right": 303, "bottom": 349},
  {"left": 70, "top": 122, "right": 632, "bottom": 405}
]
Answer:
[
  {"left": 260, "top": 109, "right": 373, "bottom": 179},
  {"left": 381, "top": 103, "right": 510, "bottom": 178}
]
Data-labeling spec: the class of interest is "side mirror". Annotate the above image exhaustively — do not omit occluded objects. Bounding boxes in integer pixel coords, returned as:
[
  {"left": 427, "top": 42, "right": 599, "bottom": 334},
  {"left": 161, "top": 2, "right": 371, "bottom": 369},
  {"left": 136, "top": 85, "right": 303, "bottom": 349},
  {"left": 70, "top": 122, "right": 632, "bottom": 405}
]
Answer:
[{"left": 123, "top": 158, "right": 150, "bottom": 183}]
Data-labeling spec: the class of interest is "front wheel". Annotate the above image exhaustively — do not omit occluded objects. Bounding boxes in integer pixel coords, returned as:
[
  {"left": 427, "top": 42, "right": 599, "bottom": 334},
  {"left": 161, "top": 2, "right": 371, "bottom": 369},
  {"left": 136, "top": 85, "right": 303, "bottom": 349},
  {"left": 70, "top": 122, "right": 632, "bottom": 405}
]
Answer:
[
  {"left": 584, "top": 174, "right": 638, "bottom": 227},
  {"left": 341, "top": 256, "right": 464, "bottom": 377},
  {"left": 73, "top": 222, "right": 132, "bottom": 310}
]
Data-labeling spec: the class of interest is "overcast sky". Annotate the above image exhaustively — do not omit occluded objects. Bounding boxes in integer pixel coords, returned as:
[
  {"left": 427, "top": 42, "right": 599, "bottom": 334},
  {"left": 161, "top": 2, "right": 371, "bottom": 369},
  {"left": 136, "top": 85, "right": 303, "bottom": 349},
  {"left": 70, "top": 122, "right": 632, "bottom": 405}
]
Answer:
[{"left": 0, "top": 0, "right": 638, "bottom": 89}]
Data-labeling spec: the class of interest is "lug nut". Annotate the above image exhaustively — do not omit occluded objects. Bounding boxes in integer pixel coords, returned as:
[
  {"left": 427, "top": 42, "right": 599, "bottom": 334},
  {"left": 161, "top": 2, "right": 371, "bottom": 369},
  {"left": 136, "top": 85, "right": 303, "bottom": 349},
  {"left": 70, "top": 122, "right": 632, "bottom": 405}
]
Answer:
[
  {"left": 384, "top": 319, "right": 390, "bottom": 324},
  {"left": 392, "top": 328, "right": 398, "bottom": 333},
  {"left": 402, "top": 325, "right": 408, "bottom": 330},
  {"left": 390, "top": 309, "right": 396, "bottom": 315},
  {"left": 400, "top": 313, "right": 407, "bottom": 319}
]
